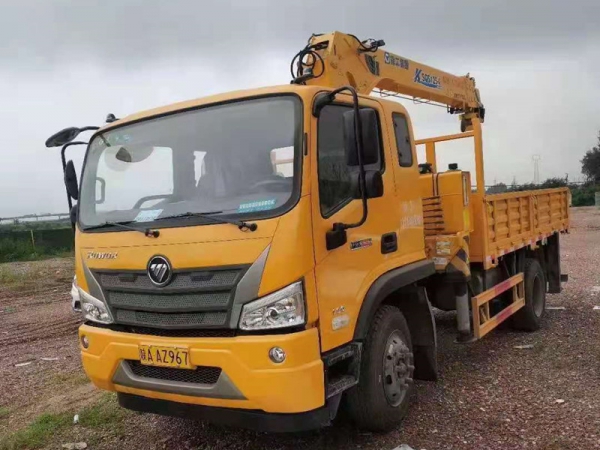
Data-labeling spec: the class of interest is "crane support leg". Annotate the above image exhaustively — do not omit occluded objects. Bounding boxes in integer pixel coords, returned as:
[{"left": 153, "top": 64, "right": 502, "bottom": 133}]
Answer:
[{"left": 455, "top": 283, "right": 472, "bottom": 342}]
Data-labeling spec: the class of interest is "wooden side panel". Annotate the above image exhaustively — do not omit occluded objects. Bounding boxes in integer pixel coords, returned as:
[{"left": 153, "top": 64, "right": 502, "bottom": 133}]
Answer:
[{"left": 481, "top": 188, "right": 569, "bottom": 264}]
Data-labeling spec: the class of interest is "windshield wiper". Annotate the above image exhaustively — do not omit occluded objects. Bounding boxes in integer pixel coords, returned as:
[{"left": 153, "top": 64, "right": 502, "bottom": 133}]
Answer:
[
  {"left": 84, "top": 221, "right": 160, "bottom": 238},
  {"left": 157, "top": 211, "right": 258, "bottom": 232}
]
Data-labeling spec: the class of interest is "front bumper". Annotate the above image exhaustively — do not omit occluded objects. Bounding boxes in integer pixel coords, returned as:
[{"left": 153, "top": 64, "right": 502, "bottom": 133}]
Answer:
[{"left": 79, "top": 324, "right": 324, "bottom": 415}]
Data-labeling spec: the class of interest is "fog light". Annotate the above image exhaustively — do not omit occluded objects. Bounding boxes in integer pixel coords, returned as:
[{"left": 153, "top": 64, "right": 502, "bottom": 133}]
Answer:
[
  {"left": 81, "top": 335, "right": 89, "bottom": 349},
  {"left": 269, "top": 347, "right": 286, "bottom": 363}
]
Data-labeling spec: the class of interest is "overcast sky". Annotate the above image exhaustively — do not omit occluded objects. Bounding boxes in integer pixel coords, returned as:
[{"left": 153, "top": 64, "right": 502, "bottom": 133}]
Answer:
[{"left": 1, "top": 0, "right": 599, "bottom": 217}]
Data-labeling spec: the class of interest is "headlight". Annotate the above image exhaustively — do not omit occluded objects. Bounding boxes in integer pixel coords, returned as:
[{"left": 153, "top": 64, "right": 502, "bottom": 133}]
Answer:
[
  {"left": 78, "top": 287, "right": 113, "bottom": 324},
  {"left": 239, "top": 281, "right": 305, "bottom": 331}
]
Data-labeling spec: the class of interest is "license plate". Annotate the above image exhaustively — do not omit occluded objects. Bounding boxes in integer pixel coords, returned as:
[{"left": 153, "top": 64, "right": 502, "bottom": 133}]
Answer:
[{"left": 138, "top": 345, "right": 193, "bottom": 369}]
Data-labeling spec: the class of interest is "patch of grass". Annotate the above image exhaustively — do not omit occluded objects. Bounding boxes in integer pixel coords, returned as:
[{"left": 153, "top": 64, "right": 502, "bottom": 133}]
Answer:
[
  {"left": 0, "top": 412, "right": 71, "bottom": 450},
  {"left": 0, "top": 236, "right": 73, "bottom": 264},
  {"left": 0, "top": 266, "right": 42, "bottom": 286},
  {"left": 0, "top": 395, "right": 130, "bottom": 450},
  {"left": 51, "top": 372, "right": 90, "bottom": 387},
  {"left": 0, "top": 408, "right": 8, "bottom": 419},
  {"left": 0, "top": 239, "right": 37, "bottom": 265},
  {"left": 78, "top": 394, "right": 127, "bottom": 430}
]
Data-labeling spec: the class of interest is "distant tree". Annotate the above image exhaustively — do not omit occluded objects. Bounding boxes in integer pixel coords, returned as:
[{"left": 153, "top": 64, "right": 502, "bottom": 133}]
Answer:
[
  {"left": 581, "top": 131, "right": 600, "bottom": 183},
  {"left": 509, "top": 182, "right": 537, "bottom": 192},
  {"left": 486, "top": 182, "right": 508, "bottom": 194},
  {"left": 541, "top": 177, "right": 568, "bottom": 188}
]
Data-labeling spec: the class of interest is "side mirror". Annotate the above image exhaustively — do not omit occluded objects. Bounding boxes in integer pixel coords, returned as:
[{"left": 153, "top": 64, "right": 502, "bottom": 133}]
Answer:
[
  {"left": 343, "top": 109, "right": 380, "bottom": 166},
  {"left": 96, "top": 177, "right": 106, "bottom": 204},
  {"left": 64, "top": 160, "right": 79, "bottom": 200},
  {"left": 45, "top": 127, "right": 82, "bottom": 148},
  {"left": 351, "top": 170, "right": 384, "bottom": 199}
]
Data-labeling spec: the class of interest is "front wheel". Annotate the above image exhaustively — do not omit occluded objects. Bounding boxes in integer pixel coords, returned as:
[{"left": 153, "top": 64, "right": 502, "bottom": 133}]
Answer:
[{"left": 346, "top": 305, "right": 414, "bottom": 431}]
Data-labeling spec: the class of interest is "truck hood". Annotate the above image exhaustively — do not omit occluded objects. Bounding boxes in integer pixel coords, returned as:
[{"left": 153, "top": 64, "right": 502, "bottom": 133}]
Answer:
[{"left": 76, "top": 217, "right": 279, "bottom": 272}]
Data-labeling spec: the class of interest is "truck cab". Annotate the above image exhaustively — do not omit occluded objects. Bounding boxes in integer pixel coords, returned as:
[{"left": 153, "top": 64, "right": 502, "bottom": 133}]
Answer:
[{"left": 71, "top": 84, "right": 436, "bottom": 431}]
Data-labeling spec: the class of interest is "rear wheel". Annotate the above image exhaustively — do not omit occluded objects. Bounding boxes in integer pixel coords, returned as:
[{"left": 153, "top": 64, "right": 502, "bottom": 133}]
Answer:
[
  {"left": 346, "top": 305, "right": 414, "bottom": 431},
  {"left": 511, "top": 258, "right": 546, "bottom": 331}
]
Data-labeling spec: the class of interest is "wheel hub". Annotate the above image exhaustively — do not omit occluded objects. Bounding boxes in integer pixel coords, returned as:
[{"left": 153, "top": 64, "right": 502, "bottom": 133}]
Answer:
[{"left": 382, "top": 330, "right": 414, "bottom": 407}]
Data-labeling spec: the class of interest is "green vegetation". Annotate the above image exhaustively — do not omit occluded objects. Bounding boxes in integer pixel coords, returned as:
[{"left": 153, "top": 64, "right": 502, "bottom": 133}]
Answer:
[
  {"left": 0, "top": 412, "right": 71, "bottom": 450},
  {"left": 0, "top": 408, "right": 8, "bottom": 419},
  {"left": 0, "top": 220, "right": 71, "bottom": 232},
  {"left": 51, "top": 373, "right": 90, "bottom": 387},
  {"left": 0, "top": 228, "right": 73, "bottom": 264},
  {"left": 0, "top": 394, "right": 128, "bottom": 450},
  {"left": 78, "top": 394, "right": 127, "bottom": 430},
  {"left": 487, "top": 179, "right": 598, "bottom": 207},
  {"left": 581, "top": 131, "right": 600, "bottom": 184},
  {"left": 571, "top": 184, "right": 598, "bottom": 207},
  {"left": 0, "top": 265, "right": 43, "bottom": 286}
]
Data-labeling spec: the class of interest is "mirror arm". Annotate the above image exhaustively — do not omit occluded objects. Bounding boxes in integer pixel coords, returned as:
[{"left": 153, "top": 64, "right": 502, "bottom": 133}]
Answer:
[
  {"left": 78, "top": 126, "right": 100, "bottom": 133},
  {"left": 61, "top": 141, "right": 88, "bottom": 172},
  {"left": 60, "top": 141, "right": 88, "bottom": 213}
]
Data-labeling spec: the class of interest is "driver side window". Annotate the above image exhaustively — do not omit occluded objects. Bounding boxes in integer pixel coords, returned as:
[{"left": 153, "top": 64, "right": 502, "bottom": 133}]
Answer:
[{"left": 317, "top": 104, "right": 382, "bottom": 217}]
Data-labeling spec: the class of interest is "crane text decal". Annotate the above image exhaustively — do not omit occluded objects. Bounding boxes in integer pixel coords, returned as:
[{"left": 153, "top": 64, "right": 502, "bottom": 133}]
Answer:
[
  {"left": 384, "top": 52, "right": 409, "bottom": 70},
  {"left": 414, "top": 69, "right": 441, "bottom": 89},
  {"left": 400, "top": 200, "right": 424, "bottom": 229}
]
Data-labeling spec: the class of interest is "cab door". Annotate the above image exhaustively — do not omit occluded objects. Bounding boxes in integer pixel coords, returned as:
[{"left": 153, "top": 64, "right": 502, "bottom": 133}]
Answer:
[
  {"left": 311, "top": 96, "right": 425, "bottom": 352},
  {"left": 386, "top": 102, "right": 424, "bottom": 258}
]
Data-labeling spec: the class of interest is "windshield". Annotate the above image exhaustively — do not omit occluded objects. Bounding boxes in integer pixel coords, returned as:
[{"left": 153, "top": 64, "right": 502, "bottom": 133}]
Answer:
[{"left": 79, "top": 96, "right": 302, "bottom": 229}]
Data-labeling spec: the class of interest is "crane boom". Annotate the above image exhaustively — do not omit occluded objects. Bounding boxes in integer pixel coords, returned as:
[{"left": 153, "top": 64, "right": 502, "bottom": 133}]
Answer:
[{"left": 294, "top": 32, "right": 485, "bottom": 121}]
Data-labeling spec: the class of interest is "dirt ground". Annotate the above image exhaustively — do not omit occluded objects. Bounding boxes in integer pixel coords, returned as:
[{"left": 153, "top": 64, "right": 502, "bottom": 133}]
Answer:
[{"left": 1, "top": 207, "right": 599, "bottom": 450}]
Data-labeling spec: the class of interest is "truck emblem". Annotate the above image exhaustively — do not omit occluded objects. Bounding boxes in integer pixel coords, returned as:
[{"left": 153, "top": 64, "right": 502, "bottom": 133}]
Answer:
[{"left": 147, "top": 255, "right": 172, "bottom": 287}]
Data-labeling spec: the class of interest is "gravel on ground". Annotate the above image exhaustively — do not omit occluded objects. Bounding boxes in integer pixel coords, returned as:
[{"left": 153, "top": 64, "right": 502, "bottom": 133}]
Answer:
[{"left": 1, "top": 207, "right": 599, "bottom": 450}]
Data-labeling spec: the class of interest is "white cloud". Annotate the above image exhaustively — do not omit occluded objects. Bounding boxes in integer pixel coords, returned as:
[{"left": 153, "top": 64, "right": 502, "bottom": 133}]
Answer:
[{"left": 0, "top": 0, "right": 599, "bottom": 215}]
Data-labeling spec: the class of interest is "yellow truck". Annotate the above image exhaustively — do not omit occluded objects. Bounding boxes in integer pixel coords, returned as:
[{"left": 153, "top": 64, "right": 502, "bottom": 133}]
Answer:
[{"left": 46, "top": 32, "right": 569, "bottom": 432}]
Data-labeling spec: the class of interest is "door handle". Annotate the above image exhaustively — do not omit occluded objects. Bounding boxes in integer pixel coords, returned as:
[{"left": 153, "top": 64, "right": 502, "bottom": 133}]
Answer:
[{"left": 381, "top": 232, "right": 398, "bottom": 254}]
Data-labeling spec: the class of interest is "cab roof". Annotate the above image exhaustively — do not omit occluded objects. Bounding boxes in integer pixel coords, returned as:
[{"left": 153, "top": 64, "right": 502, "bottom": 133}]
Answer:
[{"left": 98, "top": 85, "right": 321, "bottom": 132}]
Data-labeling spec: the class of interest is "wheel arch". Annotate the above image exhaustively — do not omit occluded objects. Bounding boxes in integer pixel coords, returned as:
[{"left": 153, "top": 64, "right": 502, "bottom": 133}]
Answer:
[{"left": 353, "top": 259, "right": 438, "bottom": 381}]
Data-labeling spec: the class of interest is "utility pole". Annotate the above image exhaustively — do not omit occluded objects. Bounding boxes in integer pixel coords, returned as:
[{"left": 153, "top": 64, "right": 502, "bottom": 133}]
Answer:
[{"left": 532, "top": 155, "right": 541, "bottom": 185}]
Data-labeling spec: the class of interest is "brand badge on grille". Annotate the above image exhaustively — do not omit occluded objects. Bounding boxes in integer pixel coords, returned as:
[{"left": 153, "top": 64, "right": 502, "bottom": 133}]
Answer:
[{"left": 147, "top": 255, "right": 173, "bottom": 287}]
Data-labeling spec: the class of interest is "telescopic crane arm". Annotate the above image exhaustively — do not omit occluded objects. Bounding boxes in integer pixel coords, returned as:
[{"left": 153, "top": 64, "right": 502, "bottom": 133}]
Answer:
[{"left": 293, "top": 32, "right": 485, "bottom": 123}]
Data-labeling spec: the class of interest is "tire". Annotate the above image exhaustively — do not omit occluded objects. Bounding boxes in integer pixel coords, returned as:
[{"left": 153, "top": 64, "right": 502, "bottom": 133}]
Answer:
[
  {"left": 511, "top": 258, "right": 546, "bottom": 331},
  {"left": 346, "top": 305, "right": 414, "bottom": 431}
]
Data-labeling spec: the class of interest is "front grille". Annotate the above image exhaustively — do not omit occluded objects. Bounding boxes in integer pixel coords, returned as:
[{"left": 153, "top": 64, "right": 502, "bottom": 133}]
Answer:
[
  {"left": 108, "top": 291, "right": 230, "bottom": 311},
  {"left": 99, "top": 270, "right": 241, "bottom": 292},
  {"left": 127, "top": 360, "right": 222, "bottom": 385},
  {"left": 94, "top": 266, "right": 247, "bottom": 330},
  {"left": 116, "top": 310, "right": 228, "bottom": 328}
]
